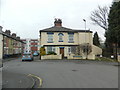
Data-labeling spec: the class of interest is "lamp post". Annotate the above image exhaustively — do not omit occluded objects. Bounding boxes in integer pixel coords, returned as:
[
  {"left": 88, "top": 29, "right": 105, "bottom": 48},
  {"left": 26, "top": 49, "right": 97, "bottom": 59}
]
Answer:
[
  {"left": 83, "top": 19, "right": 87, "bottom": 59},
  {"left": 83, "top": 19, "right": 86, "bottom": 30}
]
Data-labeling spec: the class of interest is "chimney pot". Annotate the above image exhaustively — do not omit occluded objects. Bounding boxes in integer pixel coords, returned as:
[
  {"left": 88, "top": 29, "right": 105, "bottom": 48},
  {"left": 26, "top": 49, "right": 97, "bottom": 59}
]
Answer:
[
  {"left": 54, "top": 18, "right": 62, "bottom": 27},
  {"left": 5, "top": 30, "right": 11, "bottom": 35},
  {"left": 12, "top": 33, "right": 16, "bottom": 37},
  {"left": 17, "top": 36, "right": 20, "bottom": 40}
]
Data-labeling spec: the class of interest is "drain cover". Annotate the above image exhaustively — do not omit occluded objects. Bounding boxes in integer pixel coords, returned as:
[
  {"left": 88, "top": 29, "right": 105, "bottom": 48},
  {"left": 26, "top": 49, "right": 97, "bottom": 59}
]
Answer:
[{"left": 72, "top": 70, "right": 78, "bottom": 72}]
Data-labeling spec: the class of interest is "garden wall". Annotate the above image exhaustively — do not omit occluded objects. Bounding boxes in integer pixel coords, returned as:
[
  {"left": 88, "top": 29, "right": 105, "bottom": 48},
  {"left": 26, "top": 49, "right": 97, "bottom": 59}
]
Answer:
[{"left": 41, "top": 54, "right": 62, "bottom": 59}]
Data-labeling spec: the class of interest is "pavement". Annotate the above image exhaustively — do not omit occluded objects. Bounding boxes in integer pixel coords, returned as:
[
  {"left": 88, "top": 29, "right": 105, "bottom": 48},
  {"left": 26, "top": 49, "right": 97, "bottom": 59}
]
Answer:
[
  {"left": 0, "top": 59, "right": 3, "bottom": 68},
  {"left": 0, "top": 59, "right": 2, "bottom": 89},
  {"left": 3, "top": 56, "right": 21, "bottom": 63},
  {"left": 0, "top": 68, "right": 2, "bottom": 90}
]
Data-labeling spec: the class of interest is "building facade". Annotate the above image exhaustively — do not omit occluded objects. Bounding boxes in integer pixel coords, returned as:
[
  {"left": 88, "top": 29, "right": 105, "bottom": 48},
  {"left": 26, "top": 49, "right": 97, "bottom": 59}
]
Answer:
[
  {"left": 21, "top": 39, "right": 39, "bottom": 54},
  {"left": 0, "top": 26, "right": 24, "bottom": 58},
  {"left": 0, "top": 26, "right": 3, "bottom": 60},
  {"left": 40, "top": 19, "right": 102, "bottom": 59},
  {"left": 3, "top": 30, "right": 23, "bottom": 58}
]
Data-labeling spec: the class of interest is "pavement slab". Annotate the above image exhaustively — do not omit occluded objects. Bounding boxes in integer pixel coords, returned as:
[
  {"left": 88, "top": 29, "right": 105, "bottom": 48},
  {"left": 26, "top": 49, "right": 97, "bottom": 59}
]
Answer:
[{"left": 0, "top": 68, "right": 2, "bottom": 90}]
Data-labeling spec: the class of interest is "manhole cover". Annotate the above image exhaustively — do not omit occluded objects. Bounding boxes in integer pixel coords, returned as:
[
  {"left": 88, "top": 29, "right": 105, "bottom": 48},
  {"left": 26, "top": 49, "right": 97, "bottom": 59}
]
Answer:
[{"left": 72, "top": 70, "right": 78, "bottom": 72}]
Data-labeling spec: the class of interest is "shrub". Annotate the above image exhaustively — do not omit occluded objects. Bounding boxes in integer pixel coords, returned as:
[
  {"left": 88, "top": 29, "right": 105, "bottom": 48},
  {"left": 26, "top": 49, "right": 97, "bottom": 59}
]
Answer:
[
  {"left": 47, "top": 51, "right": 57, "bottom": 55},
  {"left": 40, "top": 47, "right": 46, "bottom": 56}
]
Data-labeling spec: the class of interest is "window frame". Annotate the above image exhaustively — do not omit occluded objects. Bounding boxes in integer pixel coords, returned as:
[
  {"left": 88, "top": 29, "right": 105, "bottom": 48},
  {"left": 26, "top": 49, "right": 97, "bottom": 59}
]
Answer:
[
  {"left": 68, "top": 33, "right": 74, "bottom": 43},
  {"left": 58, "top": 33, "right": 64, "bottom": 42},
  {"left": 47, "top": 32, "right": 54, "bottom": 43}
]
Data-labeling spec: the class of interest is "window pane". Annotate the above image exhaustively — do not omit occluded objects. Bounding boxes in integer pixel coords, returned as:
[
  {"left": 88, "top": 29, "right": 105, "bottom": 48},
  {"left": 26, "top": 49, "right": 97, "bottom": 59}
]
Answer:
[
  {"left": 69, "top": 34, "right": 74, "bottom": 41},
  {"left": 48, "top": 34, "right": 53, "bottom": 42},
  {"left": 47, "top": 46, "right": 52, "bottom": 53},
  {"left": 52, "top": 47, "right": 56, "bottom": 52},
  {"left": 59, "top": 35, "right": 63, "bottom": 41},
  {"left": 68, "top": 47, "right": 71, "bottom": 53}
]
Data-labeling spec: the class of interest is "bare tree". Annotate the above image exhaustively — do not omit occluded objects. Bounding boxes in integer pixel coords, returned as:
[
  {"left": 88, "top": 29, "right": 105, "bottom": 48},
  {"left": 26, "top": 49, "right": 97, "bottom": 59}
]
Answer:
[
  {"left": 76, "top": 43, "right": 92, "bottom": 59},
  {"left": 90, "top": 5, "right": 109, "bottom": 31}
]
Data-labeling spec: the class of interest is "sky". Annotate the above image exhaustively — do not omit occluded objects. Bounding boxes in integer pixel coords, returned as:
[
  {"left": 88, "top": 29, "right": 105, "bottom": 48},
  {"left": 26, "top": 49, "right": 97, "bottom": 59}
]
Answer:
[{"left": 0, "top": 0, "right": 113, "bottom": 41}]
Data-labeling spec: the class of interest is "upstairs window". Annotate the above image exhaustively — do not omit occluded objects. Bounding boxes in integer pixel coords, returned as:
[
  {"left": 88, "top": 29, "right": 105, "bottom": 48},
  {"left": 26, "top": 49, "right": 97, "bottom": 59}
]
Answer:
[
  {"left": 47, "top": 32, "right": 54, "bottom": 43},
  {"left": 68, "top": 33, "right": 74, "bottom": 43},
  {"left": 58, "top": 33, "right": 64, "bottom": 42}
]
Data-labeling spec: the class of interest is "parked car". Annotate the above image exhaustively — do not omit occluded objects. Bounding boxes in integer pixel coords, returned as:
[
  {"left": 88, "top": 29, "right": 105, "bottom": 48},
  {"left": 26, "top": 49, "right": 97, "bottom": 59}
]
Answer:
[
  {"left": 22, "top": 53, "right": 33, "bottom": 61},
  {"left": 33, "top": 51, "right": 39, "bottom": 56}
]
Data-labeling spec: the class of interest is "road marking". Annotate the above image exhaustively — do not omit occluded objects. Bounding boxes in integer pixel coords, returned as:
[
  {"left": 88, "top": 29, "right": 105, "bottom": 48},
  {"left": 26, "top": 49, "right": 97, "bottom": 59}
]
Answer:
[{"left": 28, "top": 74, "right": 42, "bottom": 88}]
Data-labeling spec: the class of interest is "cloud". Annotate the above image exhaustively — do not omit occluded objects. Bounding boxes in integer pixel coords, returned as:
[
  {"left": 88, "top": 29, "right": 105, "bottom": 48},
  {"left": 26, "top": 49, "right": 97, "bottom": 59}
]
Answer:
[{"left": 1, "top": 0, "right": 113, "bottom": 40}]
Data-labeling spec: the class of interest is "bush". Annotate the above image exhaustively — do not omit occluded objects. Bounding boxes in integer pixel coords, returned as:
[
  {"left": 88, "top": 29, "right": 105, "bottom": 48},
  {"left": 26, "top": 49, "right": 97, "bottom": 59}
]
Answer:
[
  {"left": 47, "top": 51, "right": 57, "bottom": 55},
  {"left": 40, "top": 47, "right": 46, "bottom": 56}
]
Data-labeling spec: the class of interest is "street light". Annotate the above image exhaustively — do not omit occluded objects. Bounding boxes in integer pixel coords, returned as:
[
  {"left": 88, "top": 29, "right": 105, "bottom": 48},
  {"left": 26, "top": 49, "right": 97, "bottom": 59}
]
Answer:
[
  {"left": 83, "top": 19, "right": 87, "bottom": 59},
  {"left": 83, "top": 19, "right": 86, "bottom": 30}
]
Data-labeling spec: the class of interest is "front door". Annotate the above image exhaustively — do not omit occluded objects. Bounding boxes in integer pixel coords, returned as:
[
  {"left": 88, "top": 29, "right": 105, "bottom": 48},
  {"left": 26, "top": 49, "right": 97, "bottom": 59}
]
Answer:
[{"left": 60, "top": 47, "right": 64, "bottom": 58}]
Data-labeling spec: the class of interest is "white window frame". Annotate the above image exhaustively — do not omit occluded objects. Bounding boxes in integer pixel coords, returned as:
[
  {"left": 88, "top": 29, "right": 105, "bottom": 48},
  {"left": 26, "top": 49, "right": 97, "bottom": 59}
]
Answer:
[
  {"left": 47, "top": 46, "right": 56, "bottom": 53},
  {"left": 48, "top": 34, "right": 53, "bottom": 42},
  {"left": 68, "top": 34, "right": 74, "bottom": 43},
  {"left": 58, "top": 33, "right": 64, "bottom": 42}
]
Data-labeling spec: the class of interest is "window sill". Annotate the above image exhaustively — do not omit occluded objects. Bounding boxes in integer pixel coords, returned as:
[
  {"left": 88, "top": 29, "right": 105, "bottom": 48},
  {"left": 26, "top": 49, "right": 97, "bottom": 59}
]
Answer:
[
  {"left": 59, "top": 41, "right": 63, "bottom": 42},
  {"left": 47, "top": 41, "right": 53, "bottom": 43},
  {"left": 68, "top": 41, "right": 74, "bottom": 43}
]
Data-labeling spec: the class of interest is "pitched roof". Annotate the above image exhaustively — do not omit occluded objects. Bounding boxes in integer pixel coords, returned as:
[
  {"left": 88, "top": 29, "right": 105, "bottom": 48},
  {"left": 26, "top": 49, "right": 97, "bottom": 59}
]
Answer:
[
  {"left": 40, "top": 26, "right": 92, "bottom": 33},
  {"left": 1, "top": 31, "right": 24, "bottom": 43}
]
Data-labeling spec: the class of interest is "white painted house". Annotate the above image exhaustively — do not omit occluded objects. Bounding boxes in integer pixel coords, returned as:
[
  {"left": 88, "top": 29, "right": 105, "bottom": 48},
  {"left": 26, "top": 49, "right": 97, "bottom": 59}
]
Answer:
[{"left": 40, "top": 19, "right": 102, "bottom": 59}]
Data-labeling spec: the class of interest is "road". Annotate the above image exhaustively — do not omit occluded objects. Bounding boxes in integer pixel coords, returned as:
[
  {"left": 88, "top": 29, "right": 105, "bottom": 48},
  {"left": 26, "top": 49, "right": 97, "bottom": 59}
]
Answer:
[{"left": 2, "top": 57, "right": 119, "bottom": 88}]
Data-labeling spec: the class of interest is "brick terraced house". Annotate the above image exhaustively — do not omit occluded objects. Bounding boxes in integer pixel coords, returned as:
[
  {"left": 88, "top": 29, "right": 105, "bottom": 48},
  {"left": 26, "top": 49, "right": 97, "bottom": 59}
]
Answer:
[{"left": 0, "top": 26, "right": 24, "bottom": 59}]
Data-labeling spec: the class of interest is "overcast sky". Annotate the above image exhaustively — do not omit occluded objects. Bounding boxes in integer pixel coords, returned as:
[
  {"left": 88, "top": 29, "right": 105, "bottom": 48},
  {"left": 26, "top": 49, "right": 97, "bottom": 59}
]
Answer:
[{"left": 0, "top": 0, "right": 113, "bottom": 41}]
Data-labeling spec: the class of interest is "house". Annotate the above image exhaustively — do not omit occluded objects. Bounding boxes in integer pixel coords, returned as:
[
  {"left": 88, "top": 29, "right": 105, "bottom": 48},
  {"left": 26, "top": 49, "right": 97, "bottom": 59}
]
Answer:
[
  {"left": 0, "top": 26, "right": 24, "bottom": 58},
  {"left": 3, "top": 30, "right": 24, "bottom": 58},
  {"left": 21, "top": 39, "right": 39, "bottom": 54},
  {"left": 0, "top": 26, "right": 3, "bottom": 60},
  {"left": 39, "top": 19, "right": 102, "bottom": 60}
]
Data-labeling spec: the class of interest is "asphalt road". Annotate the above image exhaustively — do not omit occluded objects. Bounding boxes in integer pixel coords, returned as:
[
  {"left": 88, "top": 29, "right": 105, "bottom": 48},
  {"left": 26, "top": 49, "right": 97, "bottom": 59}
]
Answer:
[
  {"left": 2, "top": 70, "right": 34, "bottom": 88},
  {"left": 2, "top": 57, "right": 119, "bottom": 88}
]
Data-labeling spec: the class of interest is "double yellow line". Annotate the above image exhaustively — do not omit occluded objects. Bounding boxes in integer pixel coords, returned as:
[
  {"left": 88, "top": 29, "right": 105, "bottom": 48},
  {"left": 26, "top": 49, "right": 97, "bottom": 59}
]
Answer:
[{"left": 28, "top": 74, "right": 43, "bottom": 88}]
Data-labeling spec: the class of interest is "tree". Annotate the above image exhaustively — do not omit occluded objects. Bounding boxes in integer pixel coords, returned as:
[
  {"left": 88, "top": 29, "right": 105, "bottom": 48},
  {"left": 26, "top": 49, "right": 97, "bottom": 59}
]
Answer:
[
  {"left": 90, "top": 5, "right": 109, "bottom": 31},
  {"left": 105, "top": 1, "right": 120, "bottom": 58},
  {"left": 93, "top": 32, "right": 100, "bottom": 46},
  {"left": 76, "top": 43, "right": 92, "bottom": 59},
  {"left": 106, "top": 1, "right": 120, "bottom": 45}
]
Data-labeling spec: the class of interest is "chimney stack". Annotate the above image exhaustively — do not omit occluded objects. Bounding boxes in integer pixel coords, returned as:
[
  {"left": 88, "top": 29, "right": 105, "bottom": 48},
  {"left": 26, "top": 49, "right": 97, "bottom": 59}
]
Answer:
[
  {"left": 16, "top": 36, "right": 20, "bottom": 40},
  {"left": 12, "top": 33, "right": 16, "bottom": 37},
  {"left": 54, "top": 18, "right": 62, "bottom": 27},
  {"left": 0, "top": 26, "right": 3, "bottom": 33},
  {"left": 5, "top": 30, "right": 11, "bottom": 35}
]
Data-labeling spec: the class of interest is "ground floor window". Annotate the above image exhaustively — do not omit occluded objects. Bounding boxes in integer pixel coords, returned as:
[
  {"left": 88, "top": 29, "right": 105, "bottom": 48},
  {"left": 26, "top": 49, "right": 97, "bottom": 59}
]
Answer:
[
  {"left": 68, "top": 47, "right": 71, "bottom": 53},
  {"left": 47, "top": 46, "right": 56, "bottom": 54}
]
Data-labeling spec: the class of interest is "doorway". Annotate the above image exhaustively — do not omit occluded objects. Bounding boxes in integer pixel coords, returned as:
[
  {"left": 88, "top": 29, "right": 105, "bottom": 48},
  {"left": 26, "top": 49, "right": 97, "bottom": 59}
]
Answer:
[{"left": 60, "top": 47, "right": 64, "bottom": 58}]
